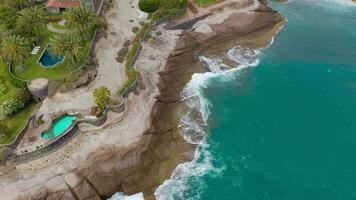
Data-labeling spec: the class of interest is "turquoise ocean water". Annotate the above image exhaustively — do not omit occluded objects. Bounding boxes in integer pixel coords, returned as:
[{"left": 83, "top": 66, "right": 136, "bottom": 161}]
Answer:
[{"left": 154, "top": 0, "right": 356, "bottom": 199}]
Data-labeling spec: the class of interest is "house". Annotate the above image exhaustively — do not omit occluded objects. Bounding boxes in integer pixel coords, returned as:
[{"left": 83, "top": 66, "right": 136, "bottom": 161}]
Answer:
[{"left": 46, "top": 0, "right": 93, "bottom": 13}]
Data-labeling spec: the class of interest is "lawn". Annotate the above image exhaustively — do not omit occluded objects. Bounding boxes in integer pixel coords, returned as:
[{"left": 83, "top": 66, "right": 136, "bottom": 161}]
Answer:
[
  {"left": 196, "top": 0, "right": 221, "bottom": 7},
  {"left": 0, "top": 62, "right": 25, "bottom": 105},
  {"left": 0, "top": 103, "right": 38, "bottom": 144},
  {"left": 0, "top": 23, "right": 7, "bottom": 31}
]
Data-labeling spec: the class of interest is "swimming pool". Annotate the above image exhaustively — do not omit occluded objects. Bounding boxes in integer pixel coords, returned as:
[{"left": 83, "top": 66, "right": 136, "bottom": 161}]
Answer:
[
  {"left": 38, "top": 46, "right": 64, "bottom": 67},
  {"left": 41, "top": 115, "right": 77, "bottom": 139}
]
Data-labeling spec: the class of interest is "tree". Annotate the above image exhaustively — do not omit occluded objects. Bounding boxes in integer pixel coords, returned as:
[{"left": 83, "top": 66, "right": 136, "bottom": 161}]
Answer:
[
  {"left": 16, "top": 6, "right": 46, "bottom": 36},
  {"left": 0, "top": 34, "right": 30, "bottom": 65},
  {"left": 139, "top": 0, "right": 160, "bottom": 13},
  {"left": 0, "top": 6, "right": 17, "bottom": 29},
  {"left": 1, "top": 98, "right": 25, "bottom": 117},
  {"left": 93, "top": 87, "right": 112, "bottom": 114},
  {"left": 65, "top": 7, "right": 98, "bottom": 38},
  {"left": 162, "top": 0, "right": 188, "bottom": 9},
  {"left": 49, "top": 33, "right": 83, "bottom": 69},
  {"left": 6, "top": 0, "right": 31, "bottom": 11}
]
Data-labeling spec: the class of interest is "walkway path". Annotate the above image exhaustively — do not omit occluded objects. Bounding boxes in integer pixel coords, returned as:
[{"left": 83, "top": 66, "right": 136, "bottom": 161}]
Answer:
[{"left": 47, "top": 23, "right": 69, "bottom": 34}]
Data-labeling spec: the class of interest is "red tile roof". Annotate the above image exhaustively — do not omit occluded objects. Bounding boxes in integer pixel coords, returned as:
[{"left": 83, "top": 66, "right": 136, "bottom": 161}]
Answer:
[{"left": 47, "top": 0, "right": 81, "bottom": 8}]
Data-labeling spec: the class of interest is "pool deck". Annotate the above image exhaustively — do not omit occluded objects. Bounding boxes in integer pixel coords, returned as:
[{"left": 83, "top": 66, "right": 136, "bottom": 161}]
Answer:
[{"left": 15, "top": 109, "right": 91, "bottom": 155}]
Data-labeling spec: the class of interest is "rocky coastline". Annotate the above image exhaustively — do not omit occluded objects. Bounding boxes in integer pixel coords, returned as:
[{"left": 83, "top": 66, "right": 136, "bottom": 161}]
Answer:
[{"left": 0, "top": 1, "right": 285, "bottom": 200}]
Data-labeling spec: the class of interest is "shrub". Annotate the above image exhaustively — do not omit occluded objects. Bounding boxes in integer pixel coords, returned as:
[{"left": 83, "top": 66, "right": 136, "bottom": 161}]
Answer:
[
  {"left": 0, "top": 84, "right": 8, "bottom": 94},
  {"left": 139, "top": 0, "right": 160, "bottom": 13},
  {"left": 36, "top": 117, "right": 45, "bottom": 126},
  {"left": 15, "top": 89, "right": 32, "bottom": 105},
  {"left": 93, "top": 87, "right": 112, "bottom": 112},
  {"left": 1, "top": 98, "right": 25, "bottom": 117},
  {"left": 123, "top": 40, "right": 131, "bottom": 47},
  {"left": 132, "top": 26, "right": 139, "bottom": 33},
  {"left": 116, "top": 47, "right": 128, "bottom": 63}
]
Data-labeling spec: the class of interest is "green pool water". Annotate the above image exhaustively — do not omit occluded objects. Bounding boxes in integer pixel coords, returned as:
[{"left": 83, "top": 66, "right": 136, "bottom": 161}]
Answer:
[{"left": 41, "top": 115, "right": 77, "bottom": 139}]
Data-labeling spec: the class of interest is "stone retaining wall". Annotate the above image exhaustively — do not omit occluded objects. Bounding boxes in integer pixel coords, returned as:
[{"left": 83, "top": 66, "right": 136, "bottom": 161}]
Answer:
[{"left": 13, "top": 125, "right": 79, "bottom": 164}]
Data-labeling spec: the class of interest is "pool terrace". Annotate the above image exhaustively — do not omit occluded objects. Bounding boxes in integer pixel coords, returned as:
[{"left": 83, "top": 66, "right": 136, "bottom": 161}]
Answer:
[{"left": 9, "top": 24, "right": 93, "bottom": 81}]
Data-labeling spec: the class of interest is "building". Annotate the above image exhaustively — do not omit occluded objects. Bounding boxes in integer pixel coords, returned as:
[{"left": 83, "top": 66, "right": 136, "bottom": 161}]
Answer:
[
  {"left": 46, "top": 0, "right": 93, "bottom": 13},
  {"left": 27, "top": 78, "right": 49, "bottom": 102}
]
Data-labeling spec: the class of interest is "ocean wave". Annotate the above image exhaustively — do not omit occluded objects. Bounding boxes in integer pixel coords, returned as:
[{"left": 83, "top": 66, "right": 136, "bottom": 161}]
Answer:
[
  {"left": 154, "top": 143, "right": 224, "bottom": 200},
  {"left": 108, "top": 192, "right": 144, "bottom": 200},
  {"left": 154, "top": 46, "right": 259, "bottom": 200}
]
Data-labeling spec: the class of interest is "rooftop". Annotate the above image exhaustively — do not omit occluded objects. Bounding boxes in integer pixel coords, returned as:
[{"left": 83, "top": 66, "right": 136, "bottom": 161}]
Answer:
[{"left": 47, "top": 0, "right": 81, "bottom": 8}]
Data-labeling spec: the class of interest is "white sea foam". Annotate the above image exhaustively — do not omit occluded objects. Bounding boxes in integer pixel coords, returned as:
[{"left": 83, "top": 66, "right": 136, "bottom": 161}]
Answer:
[
  {"left": 108, "top": 192, "right": 144, "bottom": 200},
  {"left": 155, "top": 143, "right": 224, "bottom": 200},
  {"left": 155, "top": 46, "right": 260, "bottom": 200}
]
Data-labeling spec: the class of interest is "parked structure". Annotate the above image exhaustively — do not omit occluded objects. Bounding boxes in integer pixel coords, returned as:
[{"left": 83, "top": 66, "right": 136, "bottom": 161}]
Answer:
[{"left": 27, "top": 78, "right": 49, "bottom": 102}]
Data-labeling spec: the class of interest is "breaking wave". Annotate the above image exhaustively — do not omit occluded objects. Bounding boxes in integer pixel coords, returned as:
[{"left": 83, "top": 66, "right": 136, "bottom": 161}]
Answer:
[
  {"left": 108, "top": 192, "right": 144, "bottom": 200},
  {"left": 154, "top": 46, "right": 260, "bottom": 200}
]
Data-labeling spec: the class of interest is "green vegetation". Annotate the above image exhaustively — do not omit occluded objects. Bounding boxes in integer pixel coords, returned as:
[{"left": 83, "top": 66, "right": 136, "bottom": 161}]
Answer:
[
  {"left": 93, "top": 87, "right": 112, "bottom": 116},
  {"left": 1, "top": 98, "right": 25, "bottom": 117},
  {"left": 50, "top": 33, "right": 84, "bottom": 69},
  {"left": 49, "top": 22, "right": 68, "bottom": 31},
  {"left": 65, "top": 7, "right": 98, "bottom": 38},
  {"left": 116, "top": 47, "right": 129, "bottom": 63},
  {"left": 0, "top": 103, "right": 36, "bottom": 144},
  {"left": 0, "top": 35, "right": 31, "bottom": 66},
  {"left": 17, "top": 5, "right": 46, "bottom": 36},
  {"left": 139, "top": 0, "right": 160, "bottom": 13},
  {"left": 0, "top": 1, "right": 98, "bottom": 144},
  {"left": 195, "top": 0, "right": 220, "bottom": 7},
  {"left": 138, "top": 0, "right": 187, "bottom": 13},
  {"left": 117, "top": 1, "right": 187, "bottom": 99},
  {"left": 0, "top": 24, "right": 7, "bottom": 31}
]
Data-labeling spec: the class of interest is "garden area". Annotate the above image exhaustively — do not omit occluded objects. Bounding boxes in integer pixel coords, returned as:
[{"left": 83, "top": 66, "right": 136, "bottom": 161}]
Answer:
[{"left": 0, "top": 0, "right": 100, "bottom": 145}]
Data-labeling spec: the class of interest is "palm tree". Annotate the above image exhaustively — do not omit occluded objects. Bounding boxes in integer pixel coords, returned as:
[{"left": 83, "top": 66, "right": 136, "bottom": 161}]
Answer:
[
  {"left": 0, "top": 34, "right": 30, "bottom": 66},
  {"left": 6, "top": 0, "right": 31, "bottom": 11},
  {"left": 49, "top": 33, "right": 83, "bottom": 69},
  {"left": 16, "top": 6, "right": 46, "bottom": 36},
  {"left": 65, "top": 7, "right": 98, "bottom": 38}
]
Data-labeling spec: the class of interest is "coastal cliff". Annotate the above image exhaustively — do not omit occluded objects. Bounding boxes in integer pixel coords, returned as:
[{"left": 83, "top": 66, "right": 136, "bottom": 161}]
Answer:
[
  {"left": 0, "top": 1, "right": 285, "bottom": 200},
  {"left": 84, "top": 1, "right": 285, "bottom": 199}
]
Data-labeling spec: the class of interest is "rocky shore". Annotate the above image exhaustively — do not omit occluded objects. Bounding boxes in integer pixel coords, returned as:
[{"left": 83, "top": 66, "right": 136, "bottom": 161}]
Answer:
[{"left": 0, "top": 1, "right": 285, "bottom": 200}]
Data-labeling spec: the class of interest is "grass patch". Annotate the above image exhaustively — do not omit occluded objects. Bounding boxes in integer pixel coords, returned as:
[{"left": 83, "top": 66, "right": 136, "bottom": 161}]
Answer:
[
  {"left": 0, "top": 103, "right": 37, "bottom": 144},
  {"left": 0, "top": 62, "right": 25, "bottom": 105},
  {"left": 195, "top": 0, "right": 220, "bottom": 7},
  {"left": 0, "top": 23, "right": 7, "bottom": 31}
]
